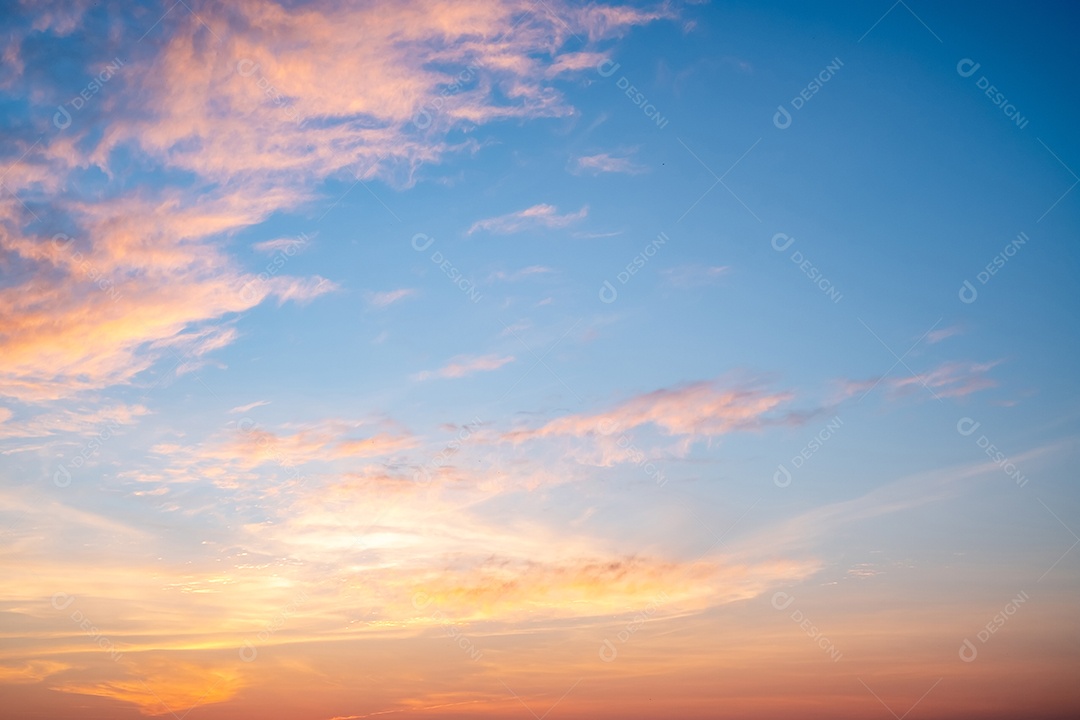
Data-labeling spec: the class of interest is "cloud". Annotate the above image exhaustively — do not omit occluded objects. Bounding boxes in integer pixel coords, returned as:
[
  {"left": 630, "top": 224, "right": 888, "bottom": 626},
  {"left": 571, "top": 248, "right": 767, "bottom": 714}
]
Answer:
[
  {"left": 660, "top": 264, "right": 730, "bottom": 287},
  {"left": 229, "top": 400, "right": 270, "bottom": 414},
  {"left": 0, "top": 191, "right": 336, "bottom": 403},
  {"left": 219, "top": 421, "right": 418, "bottom": 467},
  {"left": 571, "top": 152, "right": 647, "bottom": 175},
  {"left": 138, "top": 418, "right": 420, "bottom": 492},
  {"left": 545, "top": 51, "right": 611, "bottom": 76},
  {"left": 0, "top": 0, "right": 671, "bottom": 405},
  {"left": 926, "top": 325, "right": 962, "bottom": 344},
  {"left": 837, "top": 360, "right": 999, "bottom": 402},
  {"left": 722, "top": 56, "right": 754, "bottom": 74},
  {"left": 487, "top": 265, "right": 554, "bottom": 282},
  {"left": 891, "top": 361, "right": 999, "bottom": 398},
  {"left": 403, "top": 554, "right": 817, "bottom": 623},
  {"left": 366, "top": 288, "right": 416, "bottom": 308},
  {"left": 0, "top": 660, "right": 71, "bottom": 684},
  {"left": 252, "top": 235, "right": 310, "bottom": 254},
  {"left": 57, "top": 659, "right": 246, "bottom": 717},
  {"left": 76, "top": 0, "right": 673, "bottom": 192},
  {"left": 504, "top": 379, "right": 797, "bottom": 443},
  {"left": 571, "top": 229, "right": 624, "bottom": 239},
  {"left": 413, "top": 354, "right": 515, "bottom": 381},
  {"left": 467, "top": 204, "right": 588, "bottom": 235},
  {"left": 273, "top": 276, "right": 338, "bottom": 305},
  {"left": 0, "top": 402, "right": 149, "bottom": 440}
]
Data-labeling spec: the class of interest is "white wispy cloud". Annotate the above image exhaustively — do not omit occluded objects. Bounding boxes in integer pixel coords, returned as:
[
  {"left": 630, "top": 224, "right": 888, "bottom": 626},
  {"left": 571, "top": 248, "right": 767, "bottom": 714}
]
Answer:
[
  {"left": 926, "top": 325, "right": 963, "bottom": 344},
  {"left": 229, "top": 400, "right": 271, "bottom": 414},
  {"left": 571, "top": 151, "right": 647, "bottom": 175},
  {"left": 366, "top": 289, "right": 416, "bottom": 308},
  {"left": 252, "top": 235, "right": 311, "bottom": 255},
  {"left": 468, "top": 204, "right": 588, "bottom": 235},
  {"left": 487, "top": 266, "right": 554, "bottom": 282}
]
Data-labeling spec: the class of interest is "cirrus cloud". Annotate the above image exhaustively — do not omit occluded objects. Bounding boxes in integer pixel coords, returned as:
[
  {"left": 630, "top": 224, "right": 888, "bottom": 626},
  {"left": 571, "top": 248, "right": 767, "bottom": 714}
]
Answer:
[{"left": 467, "top": 204, "right": 588, "bottom": 235}]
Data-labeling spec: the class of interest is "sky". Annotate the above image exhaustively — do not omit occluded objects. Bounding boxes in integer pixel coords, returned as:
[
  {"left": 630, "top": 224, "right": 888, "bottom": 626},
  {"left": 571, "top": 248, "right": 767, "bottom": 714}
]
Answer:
[{"left": 1, "top": 0, "right": 1078, "bottom": 718}]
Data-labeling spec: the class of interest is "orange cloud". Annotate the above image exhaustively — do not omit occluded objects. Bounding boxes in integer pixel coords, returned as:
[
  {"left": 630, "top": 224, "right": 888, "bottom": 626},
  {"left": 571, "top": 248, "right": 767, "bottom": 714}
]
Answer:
[
  {"left": 0, "top": 189, "right": 334, "bottom": 402},
  {"left": 407, "top": 555, "right": 818, "bottom": 624},
  {"left": 57, "top": 658, "right": 246, "bottom": 717},
  {"left": 0, "top": 660, "right": 70, "bottom": 684},
  {"left": 0, "top": 0, "right": 670, "bottom": 407},
  {"left": 135, "top": 418, "right": 419, "bottom": 494}
]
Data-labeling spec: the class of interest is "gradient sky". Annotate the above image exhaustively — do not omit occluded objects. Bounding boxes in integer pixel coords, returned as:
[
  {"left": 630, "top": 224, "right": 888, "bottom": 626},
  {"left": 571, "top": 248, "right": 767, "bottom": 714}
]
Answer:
[{"left": 1, "top": 1, "right": 1079, "bottom": 718}]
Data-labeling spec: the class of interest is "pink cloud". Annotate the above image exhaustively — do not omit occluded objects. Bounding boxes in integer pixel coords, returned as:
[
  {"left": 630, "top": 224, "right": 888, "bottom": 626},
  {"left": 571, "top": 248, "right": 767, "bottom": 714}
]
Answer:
[
  {"left": 836, "top": 360, "right": 999, "bottom": 402},
  {"left": 0, "top": 0, "right": 671, "bottom": 406},
  {"left": 467, "top": 204, "right": 588, "bottom": 235},
  {"left": 504, "top": 380, "right": 796, "bottom": 443},
  {"left": 414, "top": 354, "right": 516, "bottom": 381},
  {"left": 891, "top": 361, "right": 999, "bottom": 398}
]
